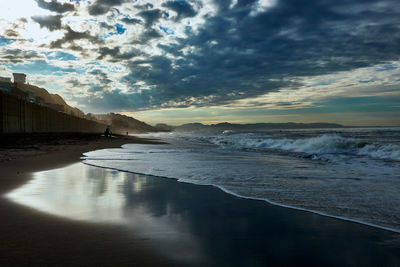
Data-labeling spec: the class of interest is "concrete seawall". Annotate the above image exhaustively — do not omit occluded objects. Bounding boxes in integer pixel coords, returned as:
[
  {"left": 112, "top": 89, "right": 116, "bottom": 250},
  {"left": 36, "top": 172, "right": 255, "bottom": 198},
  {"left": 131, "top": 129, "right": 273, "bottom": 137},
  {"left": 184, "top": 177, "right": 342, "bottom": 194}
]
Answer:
[{"left": 0, "top": 93, "right": 106, "bottom": 134}]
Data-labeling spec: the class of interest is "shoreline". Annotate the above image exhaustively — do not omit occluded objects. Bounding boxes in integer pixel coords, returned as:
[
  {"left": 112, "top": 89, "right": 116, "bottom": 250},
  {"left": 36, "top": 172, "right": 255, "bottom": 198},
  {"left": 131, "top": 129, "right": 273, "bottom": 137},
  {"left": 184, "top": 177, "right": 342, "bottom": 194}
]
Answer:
[
  {"left": 1, "top": 134, "right": 400, "bottom": 266},
  {"left": 0, "top": 134, "right": 165, "bottom": 195},
  {"left": 209, "top": 182, "right": 400, "bottom": 235},
  {"left": 0, "top": 134, "right": 177, "bottom": 266},
  {"left": 84, "top": 161, "right": 400, "bottom": 235}
]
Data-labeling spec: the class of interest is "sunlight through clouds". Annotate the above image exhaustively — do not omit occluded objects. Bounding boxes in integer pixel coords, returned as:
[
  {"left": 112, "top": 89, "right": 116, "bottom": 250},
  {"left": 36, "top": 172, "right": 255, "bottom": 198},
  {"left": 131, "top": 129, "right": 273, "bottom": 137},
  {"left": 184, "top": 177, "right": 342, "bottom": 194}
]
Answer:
[
  {"left": 250, "top": 0, "right": 277, "bottom": 16},
  {"left": 0, "top": 0, "right": 399, "bottom": 125}
]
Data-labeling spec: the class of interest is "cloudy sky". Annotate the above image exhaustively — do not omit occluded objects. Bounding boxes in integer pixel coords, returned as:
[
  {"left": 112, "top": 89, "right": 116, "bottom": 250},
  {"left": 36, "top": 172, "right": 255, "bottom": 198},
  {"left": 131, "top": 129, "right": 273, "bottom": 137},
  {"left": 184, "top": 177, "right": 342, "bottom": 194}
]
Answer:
[{"left": 1, "top": 0, "right": 399, "bottom": 125}]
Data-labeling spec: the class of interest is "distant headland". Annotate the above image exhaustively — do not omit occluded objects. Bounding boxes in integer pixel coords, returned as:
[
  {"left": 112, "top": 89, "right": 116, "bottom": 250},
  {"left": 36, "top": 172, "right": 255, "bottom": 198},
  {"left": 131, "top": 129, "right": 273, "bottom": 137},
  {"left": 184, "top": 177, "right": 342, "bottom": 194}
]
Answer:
[{"left": 170, "top": 122, "right": 344, "bottom": 132}]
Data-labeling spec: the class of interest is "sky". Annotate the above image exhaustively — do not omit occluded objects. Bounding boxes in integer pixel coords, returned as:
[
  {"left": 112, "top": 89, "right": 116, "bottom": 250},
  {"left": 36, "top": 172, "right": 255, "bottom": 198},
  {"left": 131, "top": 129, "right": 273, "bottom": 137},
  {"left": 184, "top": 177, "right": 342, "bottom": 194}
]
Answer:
[{"left": 0, "top": 0, "right": 399, "bottom": 126}]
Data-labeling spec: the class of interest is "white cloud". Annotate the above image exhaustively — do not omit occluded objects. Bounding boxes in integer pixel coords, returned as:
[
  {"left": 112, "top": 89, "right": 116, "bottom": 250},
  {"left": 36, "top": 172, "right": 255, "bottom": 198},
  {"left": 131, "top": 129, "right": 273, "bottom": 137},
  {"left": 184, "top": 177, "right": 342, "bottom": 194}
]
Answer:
[
  {"left": 226, "top": 61, "right": 400, "bottom": 109},
  {"left": 0, "top": 0, "right": 50, "bottom": 21},
  {"left": 250, "top": 0, "right": 277, "bottom": 16}
]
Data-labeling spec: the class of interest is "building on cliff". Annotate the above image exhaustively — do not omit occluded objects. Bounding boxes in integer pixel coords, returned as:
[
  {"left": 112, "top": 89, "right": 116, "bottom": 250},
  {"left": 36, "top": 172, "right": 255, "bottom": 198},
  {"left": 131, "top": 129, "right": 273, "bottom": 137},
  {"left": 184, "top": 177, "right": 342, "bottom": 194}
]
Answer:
[
  {"left": 1, "top": 73, "right": 86, "bottom": 117},
  {"left": 13, "top": 73, "right": 26, "bottom": 85}
]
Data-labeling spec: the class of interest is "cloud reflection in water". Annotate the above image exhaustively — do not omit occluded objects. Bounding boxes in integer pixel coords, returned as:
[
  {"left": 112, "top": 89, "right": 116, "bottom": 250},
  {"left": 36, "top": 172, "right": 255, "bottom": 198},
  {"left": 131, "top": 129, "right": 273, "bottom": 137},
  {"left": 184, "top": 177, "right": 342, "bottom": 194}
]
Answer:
[{"left": 6, "top": 163, "right": 204, "bottom": 263}]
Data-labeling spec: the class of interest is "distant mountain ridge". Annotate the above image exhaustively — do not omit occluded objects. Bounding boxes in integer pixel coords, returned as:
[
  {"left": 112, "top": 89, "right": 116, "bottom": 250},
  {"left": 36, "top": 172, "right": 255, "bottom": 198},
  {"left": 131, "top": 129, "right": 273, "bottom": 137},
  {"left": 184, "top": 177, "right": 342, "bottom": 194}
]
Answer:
[{"left": 175, "top": 122, "right": 344, "bottom": 132}]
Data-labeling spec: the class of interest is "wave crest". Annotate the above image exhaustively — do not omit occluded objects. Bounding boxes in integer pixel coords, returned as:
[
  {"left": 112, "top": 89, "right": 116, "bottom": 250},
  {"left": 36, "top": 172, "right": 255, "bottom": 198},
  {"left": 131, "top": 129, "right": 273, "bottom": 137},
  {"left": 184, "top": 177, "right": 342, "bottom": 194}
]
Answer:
[{"left": 211, "top": 134, "right": 400, "bottom": 161}]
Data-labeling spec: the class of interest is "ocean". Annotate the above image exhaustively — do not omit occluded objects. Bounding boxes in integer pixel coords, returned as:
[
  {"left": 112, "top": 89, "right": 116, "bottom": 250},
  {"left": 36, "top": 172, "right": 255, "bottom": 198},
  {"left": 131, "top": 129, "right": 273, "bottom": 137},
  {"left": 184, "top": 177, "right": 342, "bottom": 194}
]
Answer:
[{"left": 83, "top": 127, "right": 400, "bottom": 232}]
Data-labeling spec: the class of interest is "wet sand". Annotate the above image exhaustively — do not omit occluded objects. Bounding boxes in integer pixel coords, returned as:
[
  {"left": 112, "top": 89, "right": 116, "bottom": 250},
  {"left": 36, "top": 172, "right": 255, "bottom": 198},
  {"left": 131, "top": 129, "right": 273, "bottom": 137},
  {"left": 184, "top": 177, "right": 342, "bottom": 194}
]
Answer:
[
  {"left": 0, "top": 134, "right": 174, "bottom": 266},
  {"left": 1, "top": 134, "right": 400, "bottom": 266}
]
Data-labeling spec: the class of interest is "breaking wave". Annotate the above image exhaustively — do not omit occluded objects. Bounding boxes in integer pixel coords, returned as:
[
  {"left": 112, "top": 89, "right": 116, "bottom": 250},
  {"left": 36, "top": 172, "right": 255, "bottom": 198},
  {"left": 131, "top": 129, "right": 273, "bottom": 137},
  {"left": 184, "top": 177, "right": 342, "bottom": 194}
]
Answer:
[
  {"left": 82, "top": 128, "right": 400, "bottom": 232},
  {"left": 210, "top": 134, "right": 400, "bottom": 161}
]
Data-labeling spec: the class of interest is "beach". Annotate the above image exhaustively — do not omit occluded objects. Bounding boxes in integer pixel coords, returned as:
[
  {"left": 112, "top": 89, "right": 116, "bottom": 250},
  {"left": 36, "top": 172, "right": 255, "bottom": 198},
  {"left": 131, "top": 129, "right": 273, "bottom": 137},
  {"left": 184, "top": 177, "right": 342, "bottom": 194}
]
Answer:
[
  {"left": 1, "top": 133, "right": 400, "bottom": 266},
  {"left": 0, "top": 134, "right": 175, "bottom": 266}
]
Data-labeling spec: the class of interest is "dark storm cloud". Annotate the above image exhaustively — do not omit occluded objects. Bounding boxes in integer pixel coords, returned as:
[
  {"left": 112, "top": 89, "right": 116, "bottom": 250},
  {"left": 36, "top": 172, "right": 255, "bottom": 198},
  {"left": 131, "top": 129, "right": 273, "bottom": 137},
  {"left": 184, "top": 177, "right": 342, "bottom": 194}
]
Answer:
[
  {"left": 97, "top": 46, "right": 140, "bottom": 61},
  {"left": 121, "top": 17, "right": 142, "bottom": 24},
  {"left": 67, "top": 78, "right": 86, "bottom": 88},
  {"left": 134, "top": 3, "right": 154, "bottom": 10},
  {"left": 137, "top": 9, "right": 163, "bottom": 26},
  {"left": 162, "top": 0, "right": 197, "bottom": 21},
  {"left": 75, "top": 90, "right": 152, "bottom": 113},
  {"left": 32, "top": 15, "right": 63, "bottom": 31},
  {"left": 99, "top": 22, "right": 115, "bottom": 30},
  {"left": 18, "top": 18, "right": 28, "bottom": 24},
  {"left": 3, "top": 18, "right": 27, "bottom": 38},
  {"left": 4, "top": 29, "right": 19, "bottom": 37},
  {"left": 97, "top": 47, "right": 118, "bottom": 59},
  {"left": 49, "top": 25, "right": 102, "bottom": 49},
  {"left": 81, "top": 0, "right": 400, "bottom": 111},
  {"left": 88, "top": 69, "right": 113, "bottom": 85},
  {"left": 0, "top": 48, "right": 43, "bottom": 64},
  {"left": 131, "top": 28, "right": 162, "bottom": 44},
  {"left": 35, "top": 0, "right": 75, "bottom": 13},
  {"left": 88, "top": 0, "right": 130, "bottom": 16}
]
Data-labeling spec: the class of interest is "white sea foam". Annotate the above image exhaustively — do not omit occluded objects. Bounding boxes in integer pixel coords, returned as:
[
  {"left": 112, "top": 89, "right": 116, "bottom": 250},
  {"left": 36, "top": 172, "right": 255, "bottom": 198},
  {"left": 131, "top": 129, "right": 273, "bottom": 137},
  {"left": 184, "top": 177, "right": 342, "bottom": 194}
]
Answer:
[
  {"left": 83, "top": 128, "right": 400, "bottom": 232},
  {"left": 210, "top": 134, "right": 400, "bottom": 161}
]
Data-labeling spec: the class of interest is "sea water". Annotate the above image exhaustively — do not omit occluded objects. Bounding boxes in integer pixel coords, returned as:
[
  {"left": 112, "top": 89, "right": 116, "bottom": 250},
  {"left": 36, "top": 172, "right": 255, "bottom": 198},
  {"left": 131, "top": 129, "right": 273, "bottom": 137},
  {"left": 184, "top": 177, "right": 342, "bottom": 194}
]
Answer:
[{"left": 83, "top": 127, "right": 400, "bottom": 232}]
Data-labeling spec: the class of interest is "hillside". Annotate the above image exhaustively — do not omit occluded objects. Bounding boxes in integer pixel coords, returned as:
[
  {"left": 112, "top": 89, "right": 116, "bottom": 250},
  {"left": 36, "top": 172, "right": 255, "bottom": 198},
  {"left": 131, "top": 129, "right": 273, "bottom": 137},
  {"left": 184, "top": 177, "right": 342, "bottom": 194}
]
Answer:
[
  {"left": 16, "top": 83, "right": 161, "bottom": 133},
  {"left": 19, "top": 84, "right": 84, "bottom": 117},
  {"left": 91, "top": 113, "right": 160, "bottom": 133}
]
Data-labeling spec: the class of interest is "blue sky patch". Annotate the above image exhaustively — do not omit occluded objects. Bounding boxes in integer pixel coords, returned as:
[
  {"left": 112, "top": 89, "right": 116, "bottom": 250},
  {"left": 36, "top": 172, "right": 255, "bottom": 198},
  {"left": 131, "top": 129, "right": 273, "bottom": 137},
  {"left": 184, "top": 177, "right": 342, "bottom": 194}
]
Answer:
[
  {"left": 159, "top": 26, "right": 174, "bottom": 35},
  {"left": 376, "top": 64, "right": 397, "bottom": 72},
  {"left": 115, "top": 24, "right": 126, "bottom": 34},
  {"left": 103, "top": 24, "right": 126, "bottom": 38},
  {"left": 315, "top": 96, "right": 400, "bottom": 113},
  {"left": 44, "top": 51, "right": 78, "bottom": 61},
  {"left": 0, "top": 36, "right": 16, "bottom": 46}
]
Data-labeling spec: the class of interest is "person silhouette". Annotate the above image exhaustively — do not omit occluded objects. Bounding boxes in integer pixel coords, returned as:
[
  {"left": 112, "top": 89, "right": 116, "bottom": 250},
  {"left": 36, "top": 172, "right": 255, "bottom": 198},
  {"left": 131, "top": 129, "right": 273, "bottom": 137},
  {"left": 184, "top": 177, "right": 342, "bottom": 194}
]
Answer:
[{"left": 104, "top": 125, "right": 111, "bottom": 138}]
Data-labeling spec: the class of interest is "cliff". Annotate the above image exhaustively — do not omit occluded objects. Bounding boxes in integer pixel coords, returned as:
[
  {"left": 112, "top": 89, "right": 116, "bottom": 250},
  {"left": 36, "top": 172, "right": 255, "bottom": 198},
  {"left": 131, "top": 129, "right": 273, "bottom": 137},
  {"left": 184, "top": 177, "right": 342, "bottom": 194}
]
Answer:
[
  {"left": 91, "top": 113, "right": 159, "bottom": 133},
  {"left": 18, "top": 84, "right": 84, "bottom": 117}
]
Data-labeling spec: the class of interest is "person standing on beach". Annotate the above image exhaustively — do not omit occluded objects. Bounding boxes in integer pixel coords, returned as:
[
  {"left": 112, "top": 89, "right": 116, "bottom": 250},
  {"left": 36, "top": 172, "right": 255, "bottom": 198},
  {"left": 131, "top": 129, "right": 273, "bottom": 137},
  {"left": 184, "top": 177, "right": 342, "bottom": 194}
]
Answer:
[{"left": 104, "top": 125, "right": 111, "bottom": 138}]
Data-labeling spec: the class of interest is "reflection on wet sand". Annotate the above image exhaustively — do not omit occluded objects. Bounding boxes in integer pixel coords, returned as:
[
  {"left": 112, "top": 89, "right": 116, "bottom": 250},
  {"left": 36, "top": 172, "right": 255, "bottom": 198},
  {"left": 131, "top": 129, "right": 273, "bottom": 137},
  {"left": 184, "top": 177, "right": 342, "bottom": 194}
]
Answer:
[
  {"left": 6, "top": 163, "right": 400, "bottom": 266},
  {"left": 6, "top": 163, "right": 204, "bottom": 263}
]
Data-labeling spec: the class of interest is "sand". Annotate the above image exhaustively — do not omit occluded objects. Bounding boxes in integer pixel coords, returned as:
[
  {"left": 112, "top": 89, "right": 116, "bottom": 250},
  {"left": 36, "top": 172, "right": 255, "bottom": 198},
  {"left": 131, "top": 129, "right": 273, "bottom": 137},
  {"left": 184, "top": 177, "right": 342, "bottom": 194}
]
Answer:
[
  {"left": 0, "top": 134, "right": 175, "bottom": 266},
  {"left": 1, "top": 133, "right": 400, "bottom": 266}
]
